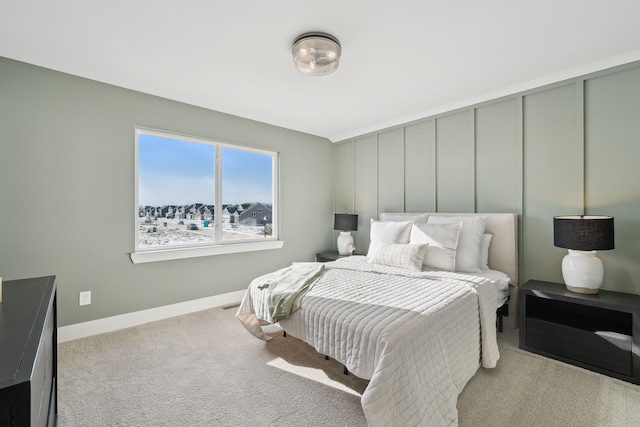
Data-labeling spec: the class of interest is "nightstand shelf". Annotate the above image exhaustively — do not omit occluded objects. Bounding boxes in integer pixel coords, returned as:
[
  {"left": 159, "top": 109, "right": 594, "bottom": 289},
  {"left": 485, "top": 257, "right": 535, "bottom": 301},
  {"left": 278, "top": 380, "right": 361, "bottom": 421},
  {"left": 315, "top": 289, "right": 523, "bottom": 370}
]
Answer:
[
  {"left": 519, "top": 280, "right": 640, "bottom": 384},
  {"left": 315, "top": 251, "right": 358, "bottom": 263}
]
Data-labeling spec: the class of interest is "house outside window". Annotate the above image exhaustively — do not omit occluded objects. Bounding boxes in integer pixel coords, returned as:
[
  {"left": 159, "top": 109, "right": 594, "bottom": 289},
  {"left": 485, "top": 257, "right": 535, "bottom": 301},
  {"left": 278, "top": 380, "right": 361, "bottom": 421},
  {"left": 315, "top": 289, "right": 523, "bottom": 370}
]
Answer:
[{"left": 131, "top": 128, "right": 281, "bottom": 263}]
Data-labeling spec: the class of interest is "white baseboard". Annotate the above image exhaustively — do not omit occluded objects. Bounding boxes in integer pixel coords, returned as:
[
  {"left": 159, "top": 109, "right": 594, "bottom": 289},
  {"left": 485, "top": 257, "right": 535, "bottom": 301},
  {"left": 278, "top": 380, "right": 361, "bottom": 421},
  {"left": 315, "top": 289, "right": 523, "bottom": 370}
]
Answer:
[{"left": 58, "top": 289, "right": 246, "bottom": 343}]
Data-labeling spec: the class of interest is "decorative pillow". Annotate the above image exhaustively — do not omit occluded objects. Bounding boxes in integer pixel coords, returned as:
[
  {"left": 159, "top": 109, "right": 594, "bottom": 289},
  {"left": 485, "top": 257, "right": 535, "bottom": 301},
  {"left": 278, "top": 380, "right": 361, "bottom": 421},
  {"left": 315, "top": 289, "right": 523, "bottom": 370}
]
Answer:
[
  {"left": 410, "top": 222, "right": 462, "bottom": 270},
  {"left": 369, "top": 219, "right": 413, "bottom": 244},
  {"left": 379, "top": 213, "right": 429, "bottom": 224},
  {"left": 367, "top": 242, "right": 428, "bottom": 271},
  {"left": 427, "top": 215, "right": 487, "bottom": 273},
  {"left": 479, "top": 234, "right": 493, "bottom": 271}
]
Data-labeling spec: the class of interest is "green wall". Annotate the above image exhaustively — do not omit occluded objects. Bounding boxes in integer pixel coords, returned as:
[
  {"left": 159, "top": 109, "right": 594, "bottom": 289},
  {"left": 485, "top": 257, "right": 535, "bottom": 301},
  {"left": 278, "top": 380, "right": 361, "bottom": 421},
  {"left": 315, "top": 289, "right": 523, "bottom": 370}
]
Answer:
[
  {"left": 334, "top": 61, "right": 640, "bottom": 296},
  {"left": 0, "top": 57, "right": 334, "bottom": 327},
  {"left": 3, "top": 55, "right": 638, "bottom": 329}
]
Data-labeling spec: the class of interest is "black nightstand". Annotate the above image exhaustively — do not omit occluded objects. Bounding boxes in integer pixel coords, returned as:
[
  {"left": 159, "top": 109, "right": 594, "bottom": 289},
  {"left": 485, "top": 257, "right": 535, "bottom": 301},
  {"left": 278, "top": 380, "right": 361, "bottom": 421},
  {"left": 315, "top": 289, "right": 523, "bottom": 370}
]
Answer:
[
  {"left": 519, "top": 279, "right": 640, "bottom": 384},
  {"left": 315, "top": 251, "right": 357, "bottom": 262}
]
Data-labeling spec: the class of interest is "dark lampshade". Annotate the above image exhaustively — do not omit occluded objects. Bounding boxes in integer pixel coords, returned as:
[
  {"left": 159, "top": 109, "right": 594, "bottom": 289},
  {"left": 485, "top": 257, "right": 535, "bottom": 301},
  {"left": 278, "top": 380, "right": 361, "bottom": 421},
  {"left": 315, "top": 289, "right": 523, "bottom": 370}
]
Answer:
[
  {"left": 553, "top": 215, "right": 614, "bottom": 251},
  {"left": 334, "top": 213, "right": 358, "bottom": 231}
]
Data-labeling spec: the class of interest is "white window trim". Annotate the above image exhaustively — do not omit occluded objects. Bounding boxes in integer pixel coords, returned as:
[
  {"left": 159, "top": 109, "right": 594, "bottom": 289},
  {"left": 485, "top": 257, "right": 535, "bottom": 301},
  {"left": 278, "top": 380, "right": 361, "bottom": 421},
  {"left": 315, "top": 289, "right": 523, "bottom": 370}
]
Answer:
[
  {"left": 131, "top": 127, "right": 282, "bottom": 263},
  {"left": 130, "top": 240, "right": 284, "bottom": 264}
]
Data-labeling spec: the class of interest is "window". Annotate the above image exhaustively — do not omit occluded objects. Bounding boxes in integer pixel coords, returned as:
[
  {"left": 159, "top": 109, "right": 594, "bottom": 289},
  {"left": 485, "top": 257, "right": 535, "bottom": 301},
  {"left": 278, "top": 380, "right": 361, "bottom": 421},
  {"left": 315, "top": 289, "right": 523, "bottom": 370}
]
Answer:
[{"left": 131, "top": 128, "right": 281, "bottom": 263}]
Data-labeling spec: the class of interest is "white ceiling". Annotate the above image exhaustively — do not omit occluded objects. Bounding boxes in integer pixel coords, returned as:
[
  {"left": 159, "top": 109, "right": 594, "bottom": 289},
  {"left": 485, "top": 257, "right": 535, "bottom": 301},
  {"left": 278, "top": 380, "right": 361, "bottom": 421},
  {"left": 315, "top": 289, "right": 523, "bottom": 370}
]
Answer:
[{"left": 2, "top": 1, "right": 640, "bottom": 142}]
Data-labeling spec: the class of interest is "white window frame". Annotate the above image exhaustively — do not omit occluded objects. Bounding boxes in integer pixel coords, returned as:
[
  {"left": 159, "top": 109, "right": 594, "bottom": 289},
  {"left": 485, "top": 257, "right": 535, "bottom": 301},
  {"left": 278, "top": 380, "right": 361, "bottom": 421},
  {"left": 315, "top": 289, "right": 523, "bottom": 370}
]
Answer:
[{"left": 130, "top": 127, "right": 282, "bottom": 264}]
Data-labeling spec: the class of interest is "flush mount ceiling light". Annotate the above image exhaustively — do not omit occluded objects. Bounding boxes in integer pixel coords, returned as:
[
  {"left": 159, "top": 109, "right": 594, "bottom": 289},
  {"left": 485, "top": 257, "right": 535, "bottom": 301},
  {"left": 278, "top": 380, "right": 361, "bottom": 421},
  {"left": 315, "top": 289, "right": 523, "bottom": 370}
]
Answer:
[{"left": 292, "top": 32, "right": 341, "bottom": 76}]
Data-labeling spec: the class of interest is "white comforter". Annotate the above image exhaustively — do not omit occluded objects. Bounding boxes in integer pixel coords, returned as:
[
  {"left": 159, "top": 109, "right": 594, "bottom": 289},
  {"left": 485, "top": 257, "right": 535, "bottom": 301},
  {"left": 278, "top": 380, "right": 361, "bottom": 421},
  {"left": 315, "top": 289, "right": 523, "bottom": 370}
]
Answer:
[{"left": 237, "top": 256, "right": 499, "bottom": 426}]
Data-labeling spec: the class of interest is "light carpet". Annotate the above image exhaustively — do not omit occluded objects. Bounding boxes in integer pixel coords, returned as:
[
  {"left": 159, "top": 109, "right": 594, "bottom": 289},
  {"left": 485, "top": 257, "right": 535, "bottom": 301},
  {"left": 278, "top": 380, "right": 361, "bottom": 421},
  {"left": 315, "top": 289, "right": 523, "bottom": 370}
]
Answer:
[{"left": 58, "top": 306, "right": 640, "bottom": 426}]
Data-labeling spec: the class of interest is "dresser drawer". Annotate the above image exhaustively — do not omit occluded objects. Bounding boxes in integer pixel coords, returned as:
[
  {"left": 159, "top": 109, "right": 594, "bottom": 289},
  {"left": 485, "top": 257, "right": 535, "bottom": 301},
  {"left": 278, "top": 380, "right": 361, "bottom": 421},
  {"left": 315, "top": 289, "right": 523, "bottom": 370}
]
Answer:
[{"left": 526, "top": 317, "right": 632, "bottom": 376}]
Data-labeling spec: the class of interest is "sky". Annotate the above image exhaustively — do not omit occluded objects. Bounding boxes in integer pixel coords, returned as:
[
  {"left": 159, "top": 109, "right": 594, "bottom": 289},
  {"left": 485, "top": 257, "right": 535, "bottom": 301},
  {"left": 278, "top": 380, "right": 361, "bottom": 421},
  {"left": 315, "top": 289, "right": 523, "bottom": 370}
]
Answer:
[{"left": 138, "top": 134, "right": 273, "bottom": 206}]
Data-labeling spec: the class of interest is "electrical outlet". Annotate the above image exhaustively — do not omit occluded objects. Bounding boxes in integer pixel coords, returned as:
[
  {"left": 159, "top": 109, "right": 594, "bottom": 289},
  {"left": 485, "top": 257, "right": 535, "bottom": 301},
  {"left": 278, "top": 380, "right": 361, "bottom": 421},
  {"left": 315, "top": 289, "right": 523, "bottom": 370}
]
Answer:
[{"left": 79, "top": 291, "right": 91, "bottom": 306}]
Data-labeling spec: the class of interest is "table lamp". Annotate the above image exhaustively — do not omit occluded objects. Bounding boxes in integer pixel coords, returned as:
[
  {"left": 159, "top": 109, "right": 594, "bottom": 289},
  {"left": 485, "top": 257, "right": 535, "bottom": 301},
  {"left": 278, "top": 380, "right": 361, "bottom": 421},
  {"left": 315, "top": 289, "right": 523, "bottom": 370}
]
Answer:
[
  {"left": 553, "top": 215, "right": 614, "bottom": 294},
  {"left": 334, "top": 213, "right": 358, "bottom": 255}
]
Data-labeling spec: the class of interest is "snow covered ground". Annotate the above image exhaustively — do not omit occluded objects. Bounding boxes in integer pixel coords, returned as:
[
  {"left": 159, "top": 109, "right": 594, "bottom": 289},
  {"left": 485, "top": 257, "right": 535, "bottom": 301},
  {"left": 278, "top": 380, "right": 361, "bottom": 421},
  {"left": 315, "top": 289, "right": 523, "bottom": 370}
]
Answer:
[{"left": 138, "top": 218, "right": 269, "bottom": 247}]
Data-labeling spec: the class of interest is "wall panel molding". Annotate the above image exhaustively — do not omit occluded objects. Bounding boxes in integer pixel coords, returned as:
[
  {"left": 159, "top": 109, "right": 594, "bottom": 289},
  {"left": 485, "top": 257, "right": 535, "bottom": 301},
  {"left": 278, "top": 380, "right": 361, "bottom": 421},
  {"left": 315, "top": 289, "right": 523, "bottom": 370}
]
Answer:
[{"left": 334, "top": 60, "right": 640, "bottom": 295}]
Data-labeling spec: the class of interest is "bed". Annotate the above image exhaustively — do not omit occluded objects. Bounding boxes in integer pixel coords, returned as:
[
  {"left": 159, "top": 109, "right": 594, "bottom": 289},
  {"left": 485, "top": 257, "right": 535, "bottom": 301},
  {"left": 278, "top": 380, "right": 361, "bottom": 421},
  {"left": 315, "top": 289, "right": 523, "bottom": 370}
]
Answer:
[{"left": 237, "top": 212, "right": 518, "bottom": 426}]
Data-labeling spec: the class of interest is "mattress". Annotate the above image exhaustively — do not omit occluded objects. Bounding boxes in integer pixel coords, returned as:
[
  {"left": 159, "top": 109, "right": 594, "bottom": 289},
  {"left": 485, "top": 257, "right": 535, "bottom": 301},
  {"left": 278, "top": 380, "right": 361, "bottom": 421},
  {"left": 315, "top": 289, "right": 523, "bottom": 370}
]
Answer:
[{"left": 467, "top": 269, "right": 511, "bottom": 306}]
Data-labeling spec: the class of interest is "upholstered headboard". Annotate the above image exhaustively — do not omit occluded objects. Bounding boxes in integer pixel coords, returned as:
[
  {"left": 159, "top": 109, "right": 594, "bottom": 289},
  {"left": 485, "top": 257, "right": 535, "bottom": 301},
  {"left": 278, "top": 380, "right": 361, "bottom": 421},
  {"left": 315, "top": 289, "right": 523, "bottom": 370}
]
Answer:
[{"left": 379, "top": 212, "right": 519, "bottom": 286}]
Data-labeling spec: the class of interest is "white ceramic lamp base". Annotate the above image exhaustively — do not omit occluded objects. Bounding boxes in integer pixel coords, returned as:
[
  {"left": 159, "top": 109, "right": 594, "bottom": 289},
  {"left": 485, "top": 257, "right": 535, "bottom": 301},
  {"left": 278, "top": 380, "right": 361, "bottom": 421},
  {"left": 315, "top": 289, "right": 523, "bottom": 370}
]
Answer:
[
  {"left": 337, "top": 231, "right": 355, "bottom": 256},
  {"left": 561, "top": 249, "right": 604, "bottom": 294}
]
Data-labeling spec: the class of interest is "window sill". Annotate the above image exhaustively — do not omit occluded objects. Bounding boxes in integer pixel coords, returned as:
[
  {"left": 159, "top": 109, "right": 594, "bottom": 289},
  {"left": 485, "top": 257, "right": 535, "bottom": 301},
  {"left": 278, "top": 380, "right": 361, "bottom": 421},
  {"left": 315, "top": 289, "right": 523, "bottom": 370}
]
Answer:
[{"left": 130, "top": 240, "right": 284, "bottom": 264}]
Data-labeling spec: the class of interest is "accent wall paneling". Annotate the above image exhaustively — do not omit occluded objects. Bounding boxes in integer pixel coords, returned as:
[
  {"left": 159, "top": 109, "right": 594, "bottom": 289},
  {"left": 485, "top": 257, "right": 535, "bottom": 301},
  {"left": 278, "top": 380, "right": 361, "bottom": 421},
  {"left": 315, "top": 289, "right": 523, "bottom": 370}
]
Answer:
[
  {"left": 377, "top": 128, "right": 405, "bottom": 214},
  {"left": 354, "top": 135, "right": 378, "bottom": 253},
  {"left": 333, "top": 60, "right": 640, "bottom": 297},
  {"left": 435, "top": 111, "right": 475, "bottom": 212},
  {"left": 404, "top": 120, "right": 436, "bottom": 213},
  {"left": 333, "top": 140, "right": 354, "bottom": 214},
  {"left": 522, "top": 83, "right": 581, "bottom": 284},
  {"left": 584, "top": 66, "right": 640, "bottom": 293},
  {"left": 474, "top": 98, "right": 522, "bottom": 213}
]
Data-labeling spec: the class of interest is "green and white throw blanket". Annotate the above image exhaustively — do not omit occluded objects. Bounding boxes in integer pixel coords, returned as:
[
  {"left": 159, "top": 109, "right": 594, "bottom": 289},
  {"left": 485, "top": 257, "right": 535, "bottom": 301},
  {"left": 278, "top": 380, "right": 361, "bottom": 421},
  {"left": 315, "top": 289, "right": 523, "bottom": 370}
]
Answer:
[{"left": 236, "top": 262, "right": 324, "bottom": 340}]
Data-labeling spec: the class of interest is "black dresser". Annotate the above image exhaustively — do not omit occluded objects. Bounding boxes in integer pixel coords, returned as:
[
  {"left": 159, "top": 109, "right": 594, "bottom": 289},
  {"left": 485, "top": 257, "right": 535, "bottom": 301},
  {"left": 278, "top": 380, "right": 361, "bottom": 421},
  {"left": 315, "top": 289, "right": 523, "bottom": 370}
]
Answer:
[{"left": 0, "top": 276, "right": 57, "bottom": 426}]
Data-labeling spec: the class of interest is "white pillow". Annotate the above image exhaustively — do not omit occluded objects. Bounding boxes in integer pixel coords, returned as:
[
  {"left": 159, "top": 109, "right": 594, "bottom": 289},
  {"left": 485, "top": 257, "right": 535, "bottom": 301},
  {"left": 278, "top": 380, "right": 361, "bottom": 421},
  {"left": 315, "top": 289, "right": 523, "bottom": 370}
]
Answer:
[
  {"left": 427, "top": 215, "right": 487, "bottom": 273},
  {"left": 379, "top": 213, "right": 429, "bottom": 224},
  {"left": 367, "top": 242, "right": 428, "bottom": 271},
  {"left": 369, "top": 219, "right": 413, "bottom": 244},
  {"left": 410, "top": 223, "right": 462, "bottom": 271},
  {"left": 479, "top": 234, "right": 492, "bottom": 271}
]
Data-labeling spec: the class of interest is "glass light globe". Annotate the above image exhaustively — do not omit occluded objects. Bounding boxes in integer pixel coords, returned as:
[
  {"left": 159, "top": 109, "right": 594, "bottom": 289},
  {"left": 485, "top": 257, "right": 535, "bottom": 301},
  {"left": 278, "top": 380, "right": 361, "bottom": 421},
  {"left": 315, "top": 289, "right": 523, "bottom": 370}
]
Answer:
[{"left": 292, "top": 33, "right": 341, "bottom": 76}]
